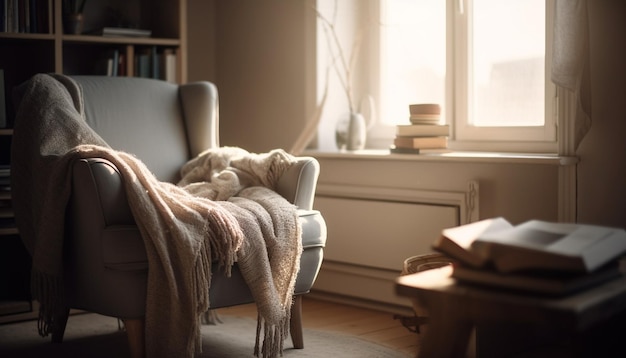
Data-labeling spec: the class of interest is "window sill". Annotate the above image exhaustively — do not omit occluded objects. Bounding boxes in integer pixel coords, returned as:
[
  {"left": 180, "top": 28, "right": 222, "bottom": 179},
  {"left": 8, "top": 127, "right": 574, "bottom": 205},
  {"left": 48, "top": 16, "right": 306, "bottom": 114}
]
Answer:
[{"left": 306, "top": 149, "right": 578, "bottom": 166}]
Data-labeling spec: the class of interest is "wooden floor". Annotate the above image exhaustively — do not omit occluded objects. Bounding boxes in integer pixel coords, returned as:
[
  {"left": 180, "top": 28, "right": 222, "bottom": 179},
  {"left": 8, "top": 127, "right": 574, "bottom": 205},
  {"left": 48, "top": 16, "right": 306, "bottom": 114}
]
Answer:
[{"left": 217, "top": 296, "right": 421, "bottom": 357}]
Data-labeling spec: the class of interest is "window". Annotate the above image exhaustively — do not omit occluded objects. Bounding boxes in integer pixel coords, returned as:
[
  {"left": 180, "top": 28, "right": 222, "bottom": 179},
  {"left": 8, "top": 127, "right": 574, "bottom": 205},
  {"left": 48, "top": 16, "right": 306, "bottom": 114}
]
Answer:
[{"left": 370, "top": 0, "right": 556, "bottom": 152}]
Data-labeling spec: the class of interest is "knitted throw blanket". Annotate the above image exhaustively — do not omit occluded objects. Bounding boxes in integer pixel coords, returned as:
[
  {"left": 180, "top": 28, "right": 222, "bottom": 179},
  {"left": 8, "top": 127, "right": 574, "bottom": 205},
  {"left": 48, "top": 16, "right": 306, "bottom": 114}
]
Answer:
[{"left": 10, "top": 74, "right": 301, "bottom": 358}]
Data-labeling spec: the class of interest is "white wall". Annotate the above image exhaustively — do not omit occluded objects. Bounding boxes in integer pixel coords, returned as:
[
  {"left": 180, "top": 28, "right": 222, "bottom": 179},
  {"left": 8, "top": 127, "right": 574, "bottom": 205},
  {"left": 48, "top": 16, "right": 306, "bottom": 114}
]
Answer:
[
  {"left": 187, "top": 0, "right": 216, "bottom": 83},
  {"left": 188, "top": 0, "right": 316, "bottom": 154}
]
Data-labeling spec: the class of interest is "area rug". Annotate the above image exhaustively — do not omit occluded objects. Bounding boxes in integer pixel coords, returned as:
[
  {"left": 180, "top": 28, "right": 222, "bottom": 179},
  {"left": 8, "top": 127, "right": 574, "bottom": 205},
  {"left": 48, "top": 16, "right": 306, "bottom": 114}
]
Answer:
[{"left": 0, "top": 313, "right": 412, "bottom": 358}]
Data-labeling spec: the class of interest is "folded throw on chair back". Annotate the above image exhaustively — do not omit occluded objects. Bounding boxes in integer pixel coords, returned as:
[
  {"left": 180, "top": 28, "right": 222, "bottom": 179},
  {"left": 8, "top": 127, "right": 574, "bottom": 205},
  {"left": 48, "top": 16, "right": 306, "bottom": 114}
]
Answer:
[{"left": 11, "top": 73, "right": 302, "bottom": 358}]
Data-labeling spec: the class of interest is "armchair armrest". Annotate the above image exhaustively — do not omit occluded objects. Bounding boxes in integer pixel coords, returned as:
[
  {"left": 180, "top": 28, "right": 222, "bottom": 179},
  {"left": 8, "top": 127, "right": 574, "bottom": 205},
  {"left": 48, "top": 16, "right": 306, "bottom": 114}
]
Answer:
[
  {"left": 72, "top": 155, "right": 321, "bottom": 225},
  {"left": 275, "top": 157, "right": 320, "bottom": 210},
  {"left": 71, "top": 158, "right": 135, "bottom": 226}
]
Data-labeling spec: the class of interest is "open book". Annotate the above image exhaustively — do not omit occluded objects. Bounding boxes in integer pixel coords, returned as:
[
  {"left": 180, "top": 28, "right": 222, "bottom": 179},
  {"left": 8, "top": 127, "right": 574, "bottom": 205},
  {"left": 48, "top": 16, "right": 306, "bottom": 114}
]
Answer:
[{"left": 433, "top": 217, "right": 626, "bottom": 274}]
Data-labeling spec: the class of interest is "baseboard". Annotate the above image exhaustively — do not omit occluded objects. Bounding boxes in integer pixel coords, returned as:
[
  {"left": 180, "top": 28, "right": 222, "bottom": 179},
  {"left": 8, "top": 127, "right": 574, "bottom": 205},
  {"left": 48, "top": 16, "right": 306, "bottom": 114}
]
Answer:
[{"left": 307, "top": 289, "right": 414, "bottom": 317}]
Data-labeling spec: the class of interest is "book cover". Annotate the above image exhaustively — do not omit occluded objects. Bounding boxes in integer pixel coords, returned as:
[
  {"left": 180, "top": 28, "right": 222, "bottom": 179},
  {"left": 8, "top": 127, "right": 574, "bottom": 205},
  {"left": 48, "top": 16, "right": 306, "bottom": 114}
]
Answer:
[
  {"left": 93, "top": 49, "right": 119, "bottom": 76},
  {"left": 0, "top": 69, "right": 6, "bottom": 128},
  {"left": 1, "top": 0, "right": 6, "bottom": 32},
  {"left": 135, "top": 49, "right": 151, "bottom": 78},
  {"left": 159, "top": 48, "right": 177, "bottom": 83},
  {"left": 452, "top": 262, "right": 623, "bottom": 296},
  {"left": 409, "top": 113, "right": 440, "bottom": 121},
  {"left": 6, "top": 0, "right": 15, "bottom": 33},
  {"left": 433, "top": 217, "right": 626, "bottom": 274},
  {"left": 117, "top": 53, "right": 126, "bottom": 76},
  {"left": 409, "top": 103, "right": 440, "bottom": 115},
  {"left": 389, "top": 145, "right": 420, "bottom": 154},
  {"left": 433, "top": 217, "right": 513, "bottom": 268},
  {"left": 396, "top": 124, "right": 450, "bottom": 137},
  {"left": 96, "top": 27, "right": 152, "bottom": 38},
  {"left": 150, "top": 46, "right": 159, "bottom": 79},
  {"left": 393, "top": 136, "right": 448, "bottom": 149}
]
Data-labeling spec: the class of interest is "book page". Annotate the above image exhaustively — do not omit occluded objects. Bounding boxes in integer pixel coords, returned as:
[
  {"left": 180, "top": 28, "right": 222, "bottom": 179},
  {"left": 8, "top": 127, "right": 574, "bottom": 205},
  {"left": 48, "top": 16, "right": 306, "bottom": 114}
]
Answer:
[
  {"left": 478, "top": 220, "right": 618, "bottom": 255},
  {"left": 474, "top": 220, "right": 626, "bottom": 273},
  {"left": 441, "top": 217, "right": 513, "bottom": 250},
  {"left": 476, "top": 220, "right": 573, "bottom": 248},
  {"left": 548, "top": 225, "right": 616, "bottom": 255}
]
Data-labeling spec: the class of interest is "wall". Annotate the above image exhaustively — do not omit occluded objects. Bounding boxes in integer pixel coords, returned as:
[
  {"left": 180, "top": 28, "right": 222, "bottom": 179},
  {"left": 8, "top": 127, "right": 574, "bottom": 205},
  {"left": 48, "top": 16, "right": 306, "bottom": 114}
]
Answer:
[
  {"left": 187, "top": 0, "right": 216, "bottom": 83},
  {"left": 188, "top": 0, "right": 316, "bottom": 153},
  {"left": 576, "top": 1, "right": 626, "bottom": 229}
]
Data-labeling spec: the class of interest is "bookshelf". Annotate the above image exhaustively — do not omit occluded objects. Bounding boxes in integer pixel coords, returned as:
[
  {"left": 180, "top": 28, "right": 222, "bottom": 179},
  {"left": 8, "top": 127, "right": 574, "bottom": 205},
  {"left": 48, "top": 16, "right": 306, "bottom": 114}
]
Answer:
[
  {"left": 0, "top": 128, "right": 29, "bottom": 324},
  {"left": 0, "top": 0, "right": 187, "bottom": 323}
]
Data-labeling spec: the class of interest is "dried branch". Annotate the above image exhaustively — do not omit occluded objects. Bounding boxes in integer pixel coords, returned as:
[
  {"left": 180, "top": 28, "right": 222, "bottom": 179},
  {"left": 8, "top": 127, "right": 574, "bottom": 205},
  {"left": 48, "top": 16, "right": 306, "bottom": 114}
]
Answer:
[
  {"left": 289, "top": 55, "right": 333, "bottom": 155},
  {"left": 313, "top": 1, "right": 363, "bottom": 114},
  {"left": 291, "top": 1, "right": 365, "bottom": 153}
]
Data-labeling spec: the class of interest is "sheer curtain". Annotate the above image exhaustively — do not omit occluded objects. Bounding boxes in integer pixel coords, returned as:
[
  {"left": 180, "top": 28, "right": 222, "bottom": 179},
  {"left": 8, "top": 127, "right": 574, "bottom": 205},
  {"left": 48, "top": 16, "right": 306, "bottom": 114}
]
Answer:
[{"left": 552, "top": 0, "right": 590, "bottom": 149}]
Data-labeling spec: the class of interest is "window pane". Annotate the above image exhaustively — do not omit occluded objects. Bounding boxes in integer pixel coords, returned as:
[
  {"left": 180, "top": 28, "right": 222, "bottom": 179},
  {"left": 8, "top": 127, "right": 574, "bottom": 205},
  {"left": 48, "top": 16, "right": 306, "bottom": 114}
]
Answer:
[
  {"left": 471, "top": 0, "right": 545, "bottom": 126},
  {"left": 380, "top": 0, "right": 446, "bottom": 125}
]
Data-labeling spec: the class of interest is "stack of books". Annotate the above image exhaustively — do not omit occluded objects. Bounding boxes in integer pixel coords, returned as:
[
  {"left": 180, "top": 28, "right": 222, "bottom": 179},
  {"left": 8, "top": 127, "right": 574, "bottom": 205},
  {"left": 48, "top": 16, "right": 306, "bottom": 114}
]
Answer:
[
  {"left": 0, "top": 165, "right": 15, "bottom": 235},
  {"left": 432, "top": 217, "right": 626, "bottom": 296},
  {"left": 390, "top": 103, "right": 449, "bottom": 154}
]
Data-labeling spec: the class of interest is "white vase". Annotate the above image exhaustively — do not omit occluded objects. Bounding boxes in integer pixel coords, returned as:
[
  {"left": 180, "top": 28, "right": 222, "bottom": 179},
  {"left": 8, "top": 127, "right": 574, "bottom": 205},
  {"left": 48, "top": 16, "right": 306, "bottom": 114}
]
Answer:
[{"left": 336, "top": 112, "right": 367, "bottom": 151}]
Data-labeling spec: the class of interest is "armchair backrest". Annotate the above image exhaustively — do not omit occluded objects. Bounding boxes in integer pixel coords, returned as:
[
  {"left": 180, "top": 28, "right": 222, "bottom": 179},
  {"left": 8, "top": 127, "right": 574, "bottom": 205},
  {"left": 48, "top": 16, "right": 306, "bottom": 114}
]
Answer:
[{"left": 70, "top": 76, "right": 219, "bottom": 183}]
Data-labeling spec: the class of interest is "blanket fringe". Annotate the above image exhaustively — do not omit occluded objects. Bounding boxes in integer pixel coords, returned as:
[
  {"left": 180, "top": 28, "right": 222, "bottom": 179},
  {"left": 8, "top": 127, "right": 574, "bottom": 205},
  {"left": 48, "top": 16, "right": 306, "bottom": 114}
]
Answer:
[
  {"left": 31, "top": 270, "right": 66, "bottom": 337},
  {"left": 253, "top": 307, "right": 291, "bottom": 358},
  {"left": 203, "top": 206, "right": 241, "bottom": 276},
  {"left": 193, "top": 239, "right": 213, "bottom": 354}
]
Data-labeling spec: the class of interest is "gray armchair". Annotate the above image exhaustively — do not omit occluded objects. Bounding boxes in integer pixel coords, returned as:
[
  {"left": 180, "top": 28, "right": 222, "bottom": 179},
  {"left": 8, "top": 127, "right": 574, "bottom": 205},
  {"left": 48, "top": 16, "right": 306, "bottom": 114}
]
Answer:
[{"left": 19, "top": 75, "right": 326, "bottom": 356}]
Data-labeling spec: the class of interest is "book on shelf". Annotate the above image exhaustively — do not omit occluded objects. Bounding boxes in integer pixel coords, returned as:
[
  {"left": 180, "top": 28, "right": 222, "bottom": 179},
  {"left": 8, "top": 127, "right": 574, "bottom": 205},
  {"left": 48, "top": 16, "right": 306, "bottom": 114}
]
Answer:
[
  {"left": 135, "top": 46, "right": 161, "bottom": 79},
  {"left": 0, "top": 190, "right": 10, "bottom": 209},
  {"left": 393, "top": 136, "right": 448, "bottom": 149},
  {"left": 94, "top": 49, "right": 120, "bottom": 77},
  {"left": 0, "top": 164, "right": 9, "bottom": 177},
  {"left": 5, "top": 0, "right": 17, "bottom": 33},
  {"left": 409, "top": 113, "right": 440, "bottom": 121},
  {"left": 433, "top": 217, "right": 626, "bottom": 274},
  {"left": 408, "top": 108, "right": 441, "bottom": 124},
  {"left": 117, "top": 53, "right": 126, "bottom": 76},
  {"left": 94, "top": 27, "right": 152, "bottom": 38},
  {"left": 396, "top": 124, "right": 449, "bottom": 137},
  {"left": 159, "top": 48, "right": 177, "bottom": 83},
  {"left": 409, "top": 103, "right": 440, "bottom": 115},
  {"left": 389, "top": 145, "right": 421, "bottom": 154},
  {"left": 135, "top": 49, "right": 151, "bottom": 78},
  {"left": 389, "top": 145, "right": 451, "bottom": 155},
  {"left": 0, "top": 1, "right": 4, "bottom": 32},
  {"left": 1, "top": 0, "right": 51, "bottom": 34},
  {"left": 150, "top": 46, "right": 159, "bottom": 79},
  {"left": 0, "top": 68, "right": 6, "bottom": 128},
  {"left": 451, "top": 260, "right": 624, "bottom": 296},
  {"left": 409, "top": 118, "right": 440, "bottom": 125}
]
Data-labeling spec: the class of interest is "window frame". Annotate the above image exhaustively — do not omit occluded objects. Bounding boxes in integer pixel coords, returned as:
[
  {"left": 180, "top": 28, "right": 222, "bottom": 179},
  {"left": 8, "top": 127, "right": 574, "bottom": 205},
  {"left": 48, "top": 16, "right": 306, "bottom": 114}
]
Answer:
[{"left": 367, "top": 0, "right": 558, "bottom": 153}]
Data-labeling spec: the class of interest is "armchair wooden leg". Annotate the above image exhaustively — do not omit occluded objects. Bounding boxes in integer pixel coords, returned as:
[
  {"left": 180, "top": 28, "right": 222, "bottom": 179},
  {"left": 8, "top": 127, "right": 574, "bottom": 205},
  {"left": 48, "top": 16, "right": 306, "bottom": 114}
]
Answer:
[
  {"left": 290, "top": 295, "right": 304, "bottom": 349},
  {"left": 123, "top": 318, "right": 146, "bottom": 358}
]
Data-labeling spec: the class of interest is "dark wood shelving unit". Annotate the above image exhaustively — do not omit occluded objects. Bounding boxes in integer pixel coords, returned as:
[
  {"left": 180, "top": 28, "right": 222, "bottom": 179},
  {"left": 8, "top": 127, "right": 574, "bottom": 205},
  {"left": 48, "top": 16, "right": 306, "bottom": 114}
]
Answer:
[{"left": 0, "top": 0, "right": 186, "bottom": 324}]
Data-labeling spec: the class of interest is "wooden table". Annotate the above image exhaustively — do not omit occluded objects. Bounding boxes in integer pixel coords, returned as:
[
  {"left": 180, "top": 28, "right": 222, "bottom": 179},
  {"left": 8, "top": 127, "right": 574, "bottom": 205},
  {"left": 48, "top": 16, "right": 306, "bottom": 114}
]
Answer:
[{"left": 395, "top": 265, "right": 626, "bottom": 357}]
